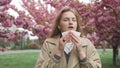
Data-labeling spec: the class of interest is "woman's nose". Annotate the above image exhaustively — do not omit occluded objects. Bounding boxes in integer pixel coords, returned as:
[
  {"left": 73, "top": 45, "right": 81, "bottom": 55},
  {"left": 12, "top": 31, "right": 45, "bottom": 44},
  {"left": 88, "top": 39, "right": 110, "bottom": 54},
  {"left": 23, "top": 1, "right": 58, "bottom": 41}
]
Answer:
[{"left": 69, "top": 20, "right": 73, "bottom": 25}]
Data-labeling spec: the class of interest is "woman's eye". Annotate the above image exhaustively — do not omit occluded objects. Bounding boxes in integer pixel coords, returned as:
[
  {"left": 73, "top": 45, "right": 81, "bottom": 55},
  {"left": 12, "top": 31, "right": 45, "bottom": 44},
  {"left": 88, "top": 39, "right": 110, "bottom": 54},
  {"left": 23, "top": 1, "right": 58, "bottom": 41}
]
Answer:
[
  {"left": 73, "top": 19, "right": 76, "bottom": 22},
  {"left": 63, "top": 19, "right": 68, "bottom": 21}
]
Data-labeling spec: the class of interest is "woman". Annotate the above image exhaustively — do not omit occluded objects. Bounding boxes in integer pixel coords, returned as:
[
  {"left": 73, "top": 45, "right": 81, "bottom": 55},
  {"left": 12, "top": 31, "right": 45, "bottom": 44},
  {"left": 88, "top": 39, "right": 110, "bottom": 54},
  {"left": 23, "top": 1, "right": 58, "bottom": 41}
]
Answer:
[{"left": 35, "top": 6, "right": 101, "bottom": 68}]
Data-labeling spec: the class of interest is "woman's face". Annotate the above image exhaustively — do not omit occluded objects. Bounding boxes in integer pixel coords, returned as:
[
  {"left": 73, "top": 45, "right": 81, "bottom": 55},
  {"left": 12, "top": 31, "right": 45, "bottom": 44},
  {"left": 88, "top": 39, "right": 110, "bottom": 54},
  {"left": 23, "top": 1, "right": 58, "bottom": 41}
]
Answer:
[{"left": 59, "top": 11, "right": 77, "bottom": 32}]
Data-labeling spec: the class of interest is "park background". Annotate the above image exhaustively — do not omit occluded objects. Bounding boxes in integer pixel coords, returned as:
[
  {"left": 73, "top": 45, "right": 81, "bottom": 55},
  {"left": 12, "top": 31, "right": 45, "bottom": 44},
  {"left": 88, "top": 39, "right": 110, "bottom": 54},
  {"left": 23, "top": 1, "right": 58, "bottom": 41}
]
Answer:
[{"left": 0, "top": 0, "right": 120, "bottom": 68}]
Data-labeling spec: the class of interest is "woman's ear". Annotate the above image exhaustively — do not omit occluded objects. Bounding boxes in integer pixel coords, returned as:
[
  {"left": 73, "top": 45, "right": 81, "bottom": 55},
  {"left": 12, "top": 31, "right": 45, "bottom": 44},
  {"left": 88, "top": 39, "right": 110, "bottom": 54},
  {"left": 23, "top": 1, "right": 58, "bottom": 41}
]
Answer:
[{"left": 58, "top": 26, "right": 60, "bottom": 30}]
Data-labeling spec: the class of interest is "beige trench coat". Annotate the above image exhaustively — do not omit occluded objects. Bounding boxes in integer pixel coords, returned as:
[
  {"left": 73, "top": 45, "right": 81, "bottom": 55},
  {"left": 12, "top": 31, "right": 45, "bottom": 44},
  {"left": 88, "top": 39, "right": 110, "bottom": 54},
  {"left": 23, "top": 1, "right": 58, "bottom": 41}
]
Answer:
[{"left": 35, "top": 37, "right": 101, "bottom": 68}]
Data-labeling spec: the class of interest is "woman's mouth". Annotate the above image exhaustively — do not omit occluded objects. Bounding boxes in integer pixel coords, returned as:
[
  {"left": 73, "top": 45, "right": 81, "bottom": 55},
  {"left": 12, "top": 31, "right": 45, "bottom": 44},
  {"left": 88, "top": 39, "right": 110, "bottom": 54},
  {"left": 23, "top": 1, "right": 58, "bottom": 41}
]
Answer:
[{"left": 68, "top": 26, "right": 74, "bottom": 29}]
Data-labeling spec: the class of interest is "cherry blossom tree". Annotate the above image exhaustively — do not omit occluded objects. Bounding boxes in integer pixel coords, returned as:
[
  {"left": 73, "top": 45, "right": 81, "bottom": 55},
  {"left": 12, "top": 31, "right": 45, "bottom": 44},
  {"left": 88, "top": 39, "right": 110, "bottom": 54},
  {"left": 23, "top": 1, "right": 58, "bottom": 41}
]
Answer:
[
  {"left": 0, "top": 0, "right": 97, "bottom": 45},
  {"left": 87, "top": 0, "right": 120, "bottom": 65},
  {"left": 0, "top": 0, "right": 27, "bottom": 44},
  {"left": 10, "top": 0, "right": 91, "bottom": 44},
  {"left": 10, "top": 0, "right": 55, "bottom": 44},
  {"left": 0, "top": 0, "right": 12, "bottom": 6}
]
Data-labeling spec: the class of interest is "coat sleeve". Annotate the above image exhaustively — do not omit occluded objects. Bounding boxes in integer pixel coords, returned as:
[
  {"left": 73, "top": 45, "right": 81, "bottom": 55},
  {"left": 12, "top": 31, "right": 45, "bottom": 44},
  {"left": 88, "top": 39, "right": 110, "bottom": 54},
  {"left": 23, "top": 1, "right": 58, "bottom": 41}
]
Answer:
[
  {"left": 80, "top": 39, "right": 102, "bottom": 68},
  {"left": 35, "top": 40, "right": 60, "bottom": 68}
]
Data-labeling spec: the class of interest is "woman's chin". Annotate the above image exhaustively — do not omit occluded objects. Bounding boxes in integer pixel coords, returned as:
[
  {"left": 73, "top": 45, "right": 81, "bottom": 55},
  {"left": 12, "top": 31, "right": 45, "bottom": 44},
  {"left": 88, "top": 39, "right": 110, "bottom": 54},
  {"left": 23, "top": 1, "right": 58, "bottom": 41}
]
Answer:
[{"left": 67, "top": 29, "right": 76, "bottom": 31}]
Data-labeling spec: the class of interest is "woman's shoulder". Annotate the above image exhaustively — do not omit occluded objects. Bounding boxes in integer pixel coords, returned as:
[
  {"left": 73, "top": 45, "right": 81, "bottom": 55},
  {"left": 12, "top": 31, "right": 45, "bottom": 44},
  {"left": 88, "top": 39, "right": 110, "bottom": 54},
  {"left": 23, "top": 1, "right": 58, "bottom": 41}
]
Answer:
[
  {"left": 44, "top": 37, "right": 59, "bottom": 45},
  {"left": 81, "top": 37, "right": 91, "bottom": 42},
  {"left": 45, "top": 37, "right": 59, "bottom": 42},
  {"left": 80, "top": 37, "right": 93, "bottom": 46},
  {"left": 45, "top": 37, "right": 54, "bottom": 41}
]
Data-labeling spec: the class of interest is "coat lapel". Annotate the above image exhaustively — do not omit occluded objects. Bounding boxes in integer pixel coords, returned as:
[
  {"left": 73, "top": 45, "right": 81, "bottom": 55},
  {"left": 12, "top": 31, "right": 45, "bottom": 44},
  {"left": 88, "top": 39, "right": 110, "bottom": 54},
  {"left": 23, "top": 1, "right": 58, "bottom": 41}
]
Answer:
[
  {"left": 60, "top": 52, "right": 67, "bottom": 68},
  {"left": 67, "top": 45, "right": 79, "bottom": 68}
]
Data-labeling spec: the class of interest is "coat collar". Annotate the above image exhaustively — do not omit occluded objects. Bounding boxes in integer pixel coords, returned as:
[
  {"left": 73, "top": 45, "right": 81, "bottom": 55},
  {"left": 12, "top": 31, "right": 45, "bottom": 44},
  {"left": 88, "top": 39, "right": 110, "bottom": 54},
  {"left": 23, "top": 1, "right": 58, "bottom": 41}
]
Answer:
[{"left": 45, "top": 37, "right": 60, "bottom": 46}]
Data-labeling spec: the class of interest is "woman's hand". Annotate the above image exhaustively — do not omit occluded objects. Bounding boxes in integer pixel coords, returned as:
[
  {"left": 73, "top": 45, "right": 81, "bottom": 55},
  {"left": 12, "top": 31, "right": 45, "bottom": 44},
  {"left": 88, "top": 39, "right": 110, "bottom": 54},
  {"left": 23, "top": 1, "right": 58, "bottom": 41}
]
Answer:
[
  {"left": 70, "top": 32, "right": 86, "bottom": 59},
  {"left": 59, "top": 35, "right": 70, "bottom": 50},
  {"left": 69, "top": 32, "right": 82, "bottom": 49},
  {"left": 55, "top": 34, "right": 70, "bottom": 56}
]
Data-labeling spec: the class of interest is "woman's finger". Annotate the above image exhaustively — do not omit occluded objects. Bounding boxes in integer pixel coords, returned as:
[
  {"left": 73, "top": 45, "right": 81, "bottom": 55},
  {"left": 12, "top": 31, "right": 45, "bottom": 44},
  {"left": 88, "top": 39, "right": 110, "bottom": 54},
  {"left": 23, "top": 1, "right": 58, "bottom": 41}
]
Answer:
[
  {"left": 70, "top": 33, "right": 79, "bottom": 43},
  {"left": 63, "top": 34, "right": 70, "bottom": 42}
]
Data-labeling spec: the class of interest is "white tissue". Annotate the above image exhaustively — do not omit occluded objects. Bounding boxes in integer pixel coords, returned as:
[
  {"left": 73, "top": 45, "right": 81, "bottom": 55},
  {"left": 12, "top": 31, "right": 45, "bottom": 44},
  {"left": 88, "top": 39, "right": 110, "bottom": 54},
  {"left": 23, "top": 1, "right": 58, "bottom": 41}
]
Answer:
[
  {"left": 64, "top": 42, "right": 73, "bottom": 54},
  {"left": 62, "top": 30, "right": 81, "bottom": 37},
  {"left": 62, "top": 30, "right": 81, "bottom": 54}
]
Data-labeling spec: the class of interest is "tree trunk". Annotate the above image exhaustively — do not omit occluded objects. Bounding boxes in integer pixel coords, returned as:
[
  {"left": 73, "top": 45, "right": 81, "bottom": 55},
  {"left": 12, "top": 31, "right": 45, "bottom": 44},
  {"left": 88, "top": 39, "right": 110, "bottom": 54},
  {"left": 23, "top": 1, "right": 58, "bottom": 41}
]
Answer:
[{"left": 112, "top": 46, "right": 119, "bottom": 65}]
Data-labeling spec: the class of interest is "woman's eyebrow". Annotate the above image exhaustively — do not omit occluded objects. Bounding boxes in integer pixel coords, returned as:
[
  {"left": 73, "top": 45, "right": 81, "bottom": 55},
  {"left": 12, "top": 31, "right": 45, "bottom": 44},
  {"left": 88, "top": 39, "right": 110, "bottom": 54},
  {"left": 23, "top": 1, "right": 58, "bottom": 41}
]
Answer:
[
  {"left": 63, "top": 16, "right": 76, "bottom": 18},
  {"left": 72, "top": 17, "right": 76, "bottom": 19}
]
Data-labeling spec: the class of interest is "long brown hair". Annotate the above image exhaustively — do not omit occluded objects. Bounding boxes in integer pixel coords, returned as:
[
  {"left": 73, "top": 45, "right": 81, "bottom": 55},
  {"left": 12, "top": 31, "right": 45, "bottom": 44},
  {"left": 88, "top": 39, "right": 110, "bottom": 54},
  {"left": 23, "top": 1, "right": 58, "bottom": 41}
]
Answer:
[{"left": 49, "top": 6, "right": 84, "bottom": 38}]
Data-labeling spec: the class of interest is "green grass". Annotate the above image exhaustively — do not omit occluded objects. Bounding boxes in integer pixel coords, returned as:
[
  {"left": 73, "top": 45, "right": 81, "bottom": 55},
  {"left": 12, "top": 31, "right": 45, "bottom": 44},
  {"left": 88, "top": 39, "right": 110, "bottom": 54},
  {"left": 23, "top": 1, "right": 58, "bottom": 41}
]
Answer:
[
  {"left": 0, "top": 49, "right": 120, "bottom": 68},
  {"left": 0, "top": 52, "right": 39, "bottom": 68},
  {"left": 98, "top": 49, "right": 120, "bottom": 68}
]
